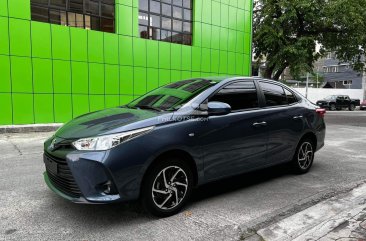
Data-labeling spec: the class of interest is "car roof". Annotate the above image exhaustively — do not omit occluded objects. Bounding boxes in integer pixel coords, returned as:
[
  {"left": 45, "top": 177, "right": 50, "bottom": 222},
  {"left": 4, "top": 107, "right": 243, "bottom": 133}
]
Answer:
[{"left": 196, "top": 76, "right": 264, "bottom": 83}]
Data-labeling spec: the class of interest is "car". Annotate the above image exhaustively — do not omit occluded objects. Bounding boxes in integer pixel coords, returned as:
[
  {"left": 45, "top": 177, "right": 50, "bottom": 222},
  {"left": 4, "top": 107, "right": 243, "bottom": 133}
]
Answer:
[
  {"left": 43, "top": 77, "right": 326, "bottom": 217},
  {"left": 316, "top": 95, "right": 360, "bottom": 111},
  {"left": 360, "top": 100, "right": 366, "bottom": 110}
]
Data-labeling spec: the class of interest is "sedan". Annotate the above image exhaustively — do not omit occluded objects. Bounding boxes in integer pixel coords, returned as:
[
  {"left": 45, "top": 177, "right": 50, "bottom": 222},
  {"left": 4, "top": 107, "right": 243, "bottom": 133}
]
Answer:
[
  {"left": 360, "top": 100, "right": 366, "bottom": 110},
  {"left": 43, "top": 77, "right": 326, "bottom": 217}
]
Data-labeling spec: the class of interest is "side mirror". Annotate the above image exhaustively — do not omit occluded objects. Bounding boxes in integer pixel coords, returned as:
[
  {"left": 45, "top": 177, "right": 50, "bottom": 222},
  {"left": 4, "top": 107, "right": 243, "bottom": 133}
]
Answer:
[{"left": 207, "top": 101, "right": 231, "bottom": 116}]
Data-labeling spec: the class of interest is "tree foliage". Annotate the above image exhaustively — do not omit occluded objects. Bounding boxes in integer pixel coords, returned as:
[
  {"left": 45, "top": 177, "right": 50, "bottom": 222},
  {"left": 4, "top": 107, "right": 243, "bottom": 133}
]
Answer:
[{"left": 253, "top": 0, "right": 366, "bottom": 80}]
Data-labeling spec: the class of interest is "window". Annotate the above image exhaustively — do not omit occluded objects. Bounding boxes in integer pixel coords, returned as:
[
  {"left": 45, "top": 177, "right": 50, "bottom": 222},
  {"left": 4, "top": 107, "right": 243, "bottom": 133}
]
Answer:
[
  {"left": 138, "top": 0, "right": 192, "bottom": 45},
  {"left": 210, "top": 81, "right": 259, "bottom": 111},
  {"left": 31, "top": 0, "right": 115, "bottom": 33},
  {"left": 259, "top": 82, "right": 288, "bottom": 106},
  {"left": 127, "top": 79, "right": 216, "bottom": 111},
  {"left": 284, "top": 88, "right": 298, "bottom": 104}
]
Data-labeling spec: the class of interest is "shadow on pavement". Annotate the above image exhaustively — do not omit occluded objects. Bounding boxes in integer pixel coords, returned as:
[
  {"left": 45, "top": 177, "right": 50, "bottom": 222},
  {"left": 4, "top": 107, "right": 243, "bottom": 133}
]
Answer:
[{"left": 191, "top": 163, "right": 292, "bottom": 202}]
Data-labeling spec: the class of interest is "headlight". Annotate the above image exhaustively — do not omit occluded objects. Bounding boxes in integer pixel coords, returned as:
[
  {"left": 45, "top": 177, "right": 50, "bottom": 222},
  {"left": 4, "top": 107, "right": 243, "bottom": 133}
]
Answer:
[{"left": 72, "top": 126, "right": 154, "bottom": 151}]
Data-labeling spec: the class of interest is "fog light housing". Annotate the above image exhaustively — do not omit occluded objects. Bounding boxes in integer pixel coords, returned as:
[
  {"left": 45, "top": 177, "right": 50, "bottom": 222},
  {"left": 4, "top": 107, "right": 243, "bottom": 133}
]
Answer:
[{"left": 102, "top": 181, "right": 118, "bottom": 195}]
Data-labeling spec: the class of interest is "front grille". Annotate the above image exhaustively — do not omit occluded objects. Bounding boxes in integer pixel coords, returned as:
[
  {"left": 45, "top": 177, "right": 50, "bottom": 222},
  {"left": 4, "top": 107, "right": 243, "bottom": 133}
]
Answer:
[{"left": 44, "top": 153, "right": 81, "bottom": 198}]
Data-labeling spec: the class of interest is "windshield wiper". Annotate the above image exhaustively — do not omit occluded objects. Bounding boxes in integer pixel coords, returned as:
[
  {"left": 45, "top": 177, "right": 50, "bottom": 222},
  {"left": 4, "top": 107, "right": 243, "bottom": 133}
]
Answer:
[{"left": 135, "top": 105, "right": 163, "bottom": 112}]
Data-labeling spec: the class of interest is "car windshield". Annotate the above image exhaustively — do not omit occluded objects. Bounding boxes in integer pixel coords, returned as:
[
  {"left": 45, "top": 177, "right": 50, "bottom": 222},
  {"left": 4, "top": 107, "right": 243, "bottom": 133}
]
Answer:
[
  {"left": 325, "top": 95, "right": 337, "bottom": 100},
  {"left": 126, "top": 79, "right": 217, "bottom": 111}
]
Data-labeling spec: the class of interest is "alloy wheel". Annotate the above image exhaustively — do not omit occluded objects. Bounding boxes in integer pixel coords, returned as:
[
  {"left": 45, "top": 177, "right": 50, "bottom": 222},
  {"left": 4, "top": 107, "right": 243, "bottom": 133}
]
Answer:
[
  {"left": 298, "top": 142, "right": 313, "bottom": 170},
  {"left": 151, "top": 166, "right": 188, "bottom": 210}
]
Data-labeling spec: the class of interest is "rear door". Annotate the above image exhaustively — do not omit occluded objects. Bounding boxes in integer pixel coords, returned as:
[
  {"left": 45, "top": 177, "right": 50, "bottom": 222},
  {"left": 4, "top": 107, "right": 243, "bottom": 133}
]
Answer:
[
  {"left": 336, "top": 96, "right": 344, "bottom": 107},
  {"left": 257, "top": 81, "right": 305, "bottom": 165}
]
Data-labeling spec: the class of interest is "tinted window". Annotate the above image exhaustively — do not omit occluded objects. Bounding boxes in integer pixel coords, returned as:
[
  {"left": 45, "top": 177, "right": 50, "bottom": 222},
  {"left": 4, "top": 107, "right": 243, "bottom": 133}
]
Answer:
[
  {"left": 138, "top": 0, "right": 192, "bottom": 45},
  {"left": 210, "top": 81, "right": 259, "bottom": 111},
  {"left": 284, "top": 88, "right": 297, "bottom": 104},
  {"left": 128, "top": 79, "right": 216, "bottom": 111},
  {"left": 30, "top": 0, "right": 115, "bottom": 33},
  {"left": 259, "top": 82, "right": 287, "bottom": 106}
]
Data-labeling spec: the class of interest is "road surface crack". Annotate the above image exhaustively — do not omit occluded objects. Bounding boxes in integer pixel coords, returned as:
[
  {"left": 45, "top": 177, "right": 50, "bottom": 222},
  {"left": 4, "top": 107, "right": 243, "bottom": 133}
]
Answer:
[{"left": 6, "top": 136, "right": 22, "bottom": 155}]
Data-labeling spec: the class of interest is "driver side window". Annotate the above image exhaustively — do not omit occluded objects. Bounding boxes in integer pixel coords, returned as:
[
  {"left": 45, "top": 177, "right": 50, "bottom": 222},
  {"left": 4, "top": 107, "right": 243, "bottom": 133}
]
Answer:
[{"left": 209, "top": 81, "right": 259, "bottom": 112}]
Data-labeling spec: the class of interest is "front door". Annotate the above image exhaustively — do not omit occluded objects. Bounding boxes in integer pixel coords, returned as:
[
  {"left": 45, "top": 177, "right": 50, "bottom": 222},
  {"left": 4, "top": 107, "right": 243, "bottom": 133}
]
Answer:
[{"left": 197, "top": 80, "right": 268, "bottom": 181}]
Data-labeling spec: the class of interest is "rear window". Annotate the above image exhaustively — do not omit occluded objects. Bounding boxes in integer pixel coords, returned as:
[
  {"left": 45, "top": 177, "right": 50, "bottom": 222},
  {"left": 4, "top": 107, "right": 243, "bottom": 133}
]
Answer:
[
  {"left": 259, "top": 82, "right": 288, "bottom": 106},
  {"left": 284, "top": 88, "right": 298, "bottom": 104}
]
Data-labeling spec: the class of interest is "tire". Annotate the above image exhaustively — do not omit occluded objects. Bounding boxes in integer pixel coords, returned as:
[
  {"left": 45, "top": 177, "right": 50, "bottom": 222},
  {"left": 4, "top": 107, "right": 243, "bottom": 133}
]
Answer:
[
  {"left": 330, "top": 104, "right": 336, "bottom": 111},
  {"left": 141, "top": 157, "right": 194, "bottom": 217},
  {"left": 291, "top": 138, "right": 315, "bottom": 174},
  {"left": 349, "top": 104, "right": 355, "bottom": 111}
]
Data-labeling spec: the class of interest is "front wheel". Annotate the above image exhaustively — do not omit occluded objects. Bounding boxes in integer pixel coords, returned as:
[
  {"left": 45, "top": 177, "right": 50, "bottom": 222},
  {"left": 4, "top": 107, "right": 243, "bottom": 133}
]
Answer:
[
  {"left": 291, "top": 139, "right": 315, "bottom": 174},
  {"left": 141, "top": 157, "right": 193, "bottom": 217}
]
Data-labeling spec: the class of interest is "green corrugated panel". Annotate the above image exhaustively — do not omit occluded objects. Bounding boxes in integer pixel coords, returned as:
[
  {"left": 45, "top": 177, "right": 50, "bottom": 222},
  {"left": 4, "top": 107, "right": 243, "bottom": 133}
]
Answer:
[
  {"left": 33, "top": 58, "right": 53, "bottom": 93},
  {"left": 9, "top": 18, "right": 31, "bottom": 57},
  {"left": 12, "top": 93, "right": 34, "bottom": 124},
  {"left": 0, "top": 55, "right": 11, "bottom": 92},
  {"left": 0, "top": 17, "right": 9, "bottom": 55},
  {"left": 31, "top": 22, "right": 52, "bottom": 58},
  {"left": 0, "top": 93, "right": 12, "bottom": 124},
  {"left": 0, "top": 0, "right": 253, "bottom": 125},
  {"left": 34, "top": 94, "right": 54, "bottom": 123},
  {"left": 8, "top": 0, "right": 30, "bottom": 20}
]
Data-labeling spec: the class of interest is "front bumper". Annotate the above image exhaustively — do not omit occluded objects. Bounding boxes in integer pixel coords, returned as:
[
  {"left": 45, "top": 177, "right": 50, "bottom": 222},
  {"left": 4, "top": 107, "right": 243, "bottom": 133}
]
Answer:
[
  {"left": 43, "top": 151, "right": 123, "bottom": 204},
  {"left": 44, "top": 172, "right": 89, "bottom": 203}
]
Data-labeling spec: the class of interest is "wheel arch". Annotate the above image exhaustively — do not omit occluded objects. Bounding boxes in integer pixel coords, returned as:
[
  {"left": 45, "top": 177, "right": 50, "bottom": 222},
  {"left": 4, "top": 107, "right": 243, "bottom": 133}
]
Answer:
[
  {"left": 299, "top": 132, "right": 317, "bottom": 151},
  {"left": 140, "top": 149, "right": 199, "bottom": 195}
]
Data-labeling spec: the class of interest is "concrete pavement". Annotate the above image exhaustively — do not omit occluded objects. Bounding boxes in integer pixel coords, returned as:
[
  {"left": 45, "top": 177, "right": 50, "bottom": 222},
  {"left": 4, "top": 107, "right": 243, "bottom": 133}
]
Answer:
[
  {"left": 0, "top": 112, "right": 366, "bottom": 240},
  {"left": 256, "top": 182, "right": 366, "bottom": 241}
]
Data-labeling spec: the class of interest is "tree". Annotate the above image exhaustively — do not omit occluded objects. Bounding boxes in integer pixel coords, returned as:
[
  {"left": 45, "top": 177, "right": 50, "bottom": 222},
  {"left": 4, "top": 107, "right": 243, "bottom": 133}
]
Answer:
[{"left": 253, "top": 0, "right": 366, "bottom": 80}]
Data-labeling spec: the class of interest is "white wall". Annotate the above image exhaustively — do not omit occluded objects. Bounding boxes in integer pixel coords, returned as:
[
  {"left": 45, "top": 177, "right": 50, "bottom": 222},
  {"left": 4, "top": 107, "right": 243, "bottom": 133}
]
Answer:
[{"left": 293, "top": 88, "right": 365, "bottom": 103}]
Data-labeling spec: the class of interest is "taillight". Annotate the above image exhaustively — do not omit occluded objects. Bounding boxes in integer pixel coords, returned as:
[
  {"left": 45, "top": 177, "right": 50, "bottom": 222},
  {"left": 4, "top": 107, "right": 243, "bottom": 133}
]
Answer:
[{"left": 316, "top": 108, "right": 326, "bottom": 118}]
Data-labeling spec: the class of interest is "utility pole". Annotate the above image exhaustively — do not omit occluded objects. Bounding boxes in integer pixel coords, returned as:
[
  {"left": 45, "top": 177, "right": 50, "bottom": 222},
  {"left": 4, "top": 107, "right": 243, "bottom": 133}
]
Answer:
[
  {"left": 306, "top": 72, "right": 309, "bottom": 98},
  {"left": 316, "top": 73, "right": 319, "bottom": 88},
  {"left": 363, "top": 69, "right": 366, "bottom": 100}
]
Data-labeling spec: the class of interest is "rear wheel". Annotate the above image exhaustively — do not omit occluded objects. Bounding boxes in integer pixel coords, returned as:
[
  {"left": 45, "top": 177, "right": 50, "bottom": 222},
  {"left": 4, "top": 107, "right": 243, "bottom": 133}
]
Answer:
[
  {"left": 291, "top": 138, "right": 315, "bottom": 174},
  {"left": 141, "top": 157, "right": 193, "bottom": 217},
  {"left": 330, "top": 104, "right": 336, "bottom": 111},
  {"left": 349, "top": 104, "right": 355, "bottom": 111}
]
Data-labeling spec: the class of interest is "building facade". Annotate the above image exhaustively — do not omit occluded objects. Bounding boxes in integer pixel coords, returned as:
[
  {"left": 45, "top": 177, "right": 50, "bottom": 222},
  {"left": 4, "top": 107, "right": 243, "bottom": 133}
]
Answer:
[
  {"left": 0, "top": 0, "right": 253, "bottom": 125},
  {"left": 320, "top": 52, "right": 364, "bottom": 89}
]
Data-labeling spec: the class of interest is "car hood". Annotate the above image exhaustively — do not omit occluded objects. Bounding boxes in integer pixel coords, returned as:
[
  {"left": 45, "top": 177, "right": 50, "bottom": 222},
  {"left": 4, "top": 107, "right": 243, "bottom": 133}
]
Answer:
[{"left": 55, "top": 107, "right": 174, "bottom": 139}]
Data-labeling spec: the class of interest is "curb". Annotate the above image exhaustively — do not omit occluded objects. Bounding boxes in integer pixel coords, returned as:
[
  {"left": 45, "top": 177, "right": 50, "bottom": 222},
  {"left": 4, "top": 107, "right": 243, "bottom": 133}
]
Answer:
[
  {"left": 255, "top": 182, "right": 366, "bottom": 241},
  {"left": 0, "top": 124, "right": 63, "bottom": 134}
]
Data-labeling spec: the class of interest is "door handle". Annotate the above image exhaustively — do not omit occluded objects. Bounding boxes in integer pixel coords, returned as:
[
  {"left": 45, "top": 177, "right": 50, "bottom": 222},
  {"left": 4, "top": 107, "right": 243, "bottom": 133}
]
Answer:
[
  {"left": 293, "top": 115, "right": 303, "bottom": 120},
  {"left": 253, "top": 121, "right": 267, "bottom": 127}
]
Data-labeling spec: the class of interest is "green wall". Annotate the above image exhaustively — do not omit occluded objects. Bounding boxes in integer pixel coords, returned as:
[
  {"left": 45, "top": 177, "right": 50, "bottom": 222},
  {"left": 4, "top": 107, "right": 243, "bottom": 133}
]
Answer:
[{"left": 0, "top": 0, "right": 253, "bottom": 125}]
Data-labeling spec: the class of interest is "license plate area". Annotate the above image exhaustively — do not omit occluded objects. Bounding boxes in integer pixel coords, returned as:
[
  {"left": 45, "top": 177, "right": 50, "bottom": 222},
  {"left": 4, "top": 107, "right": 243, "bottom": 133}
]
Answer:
[{"left": 44, "top": 155, "right": 58, "bottom": 174}]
